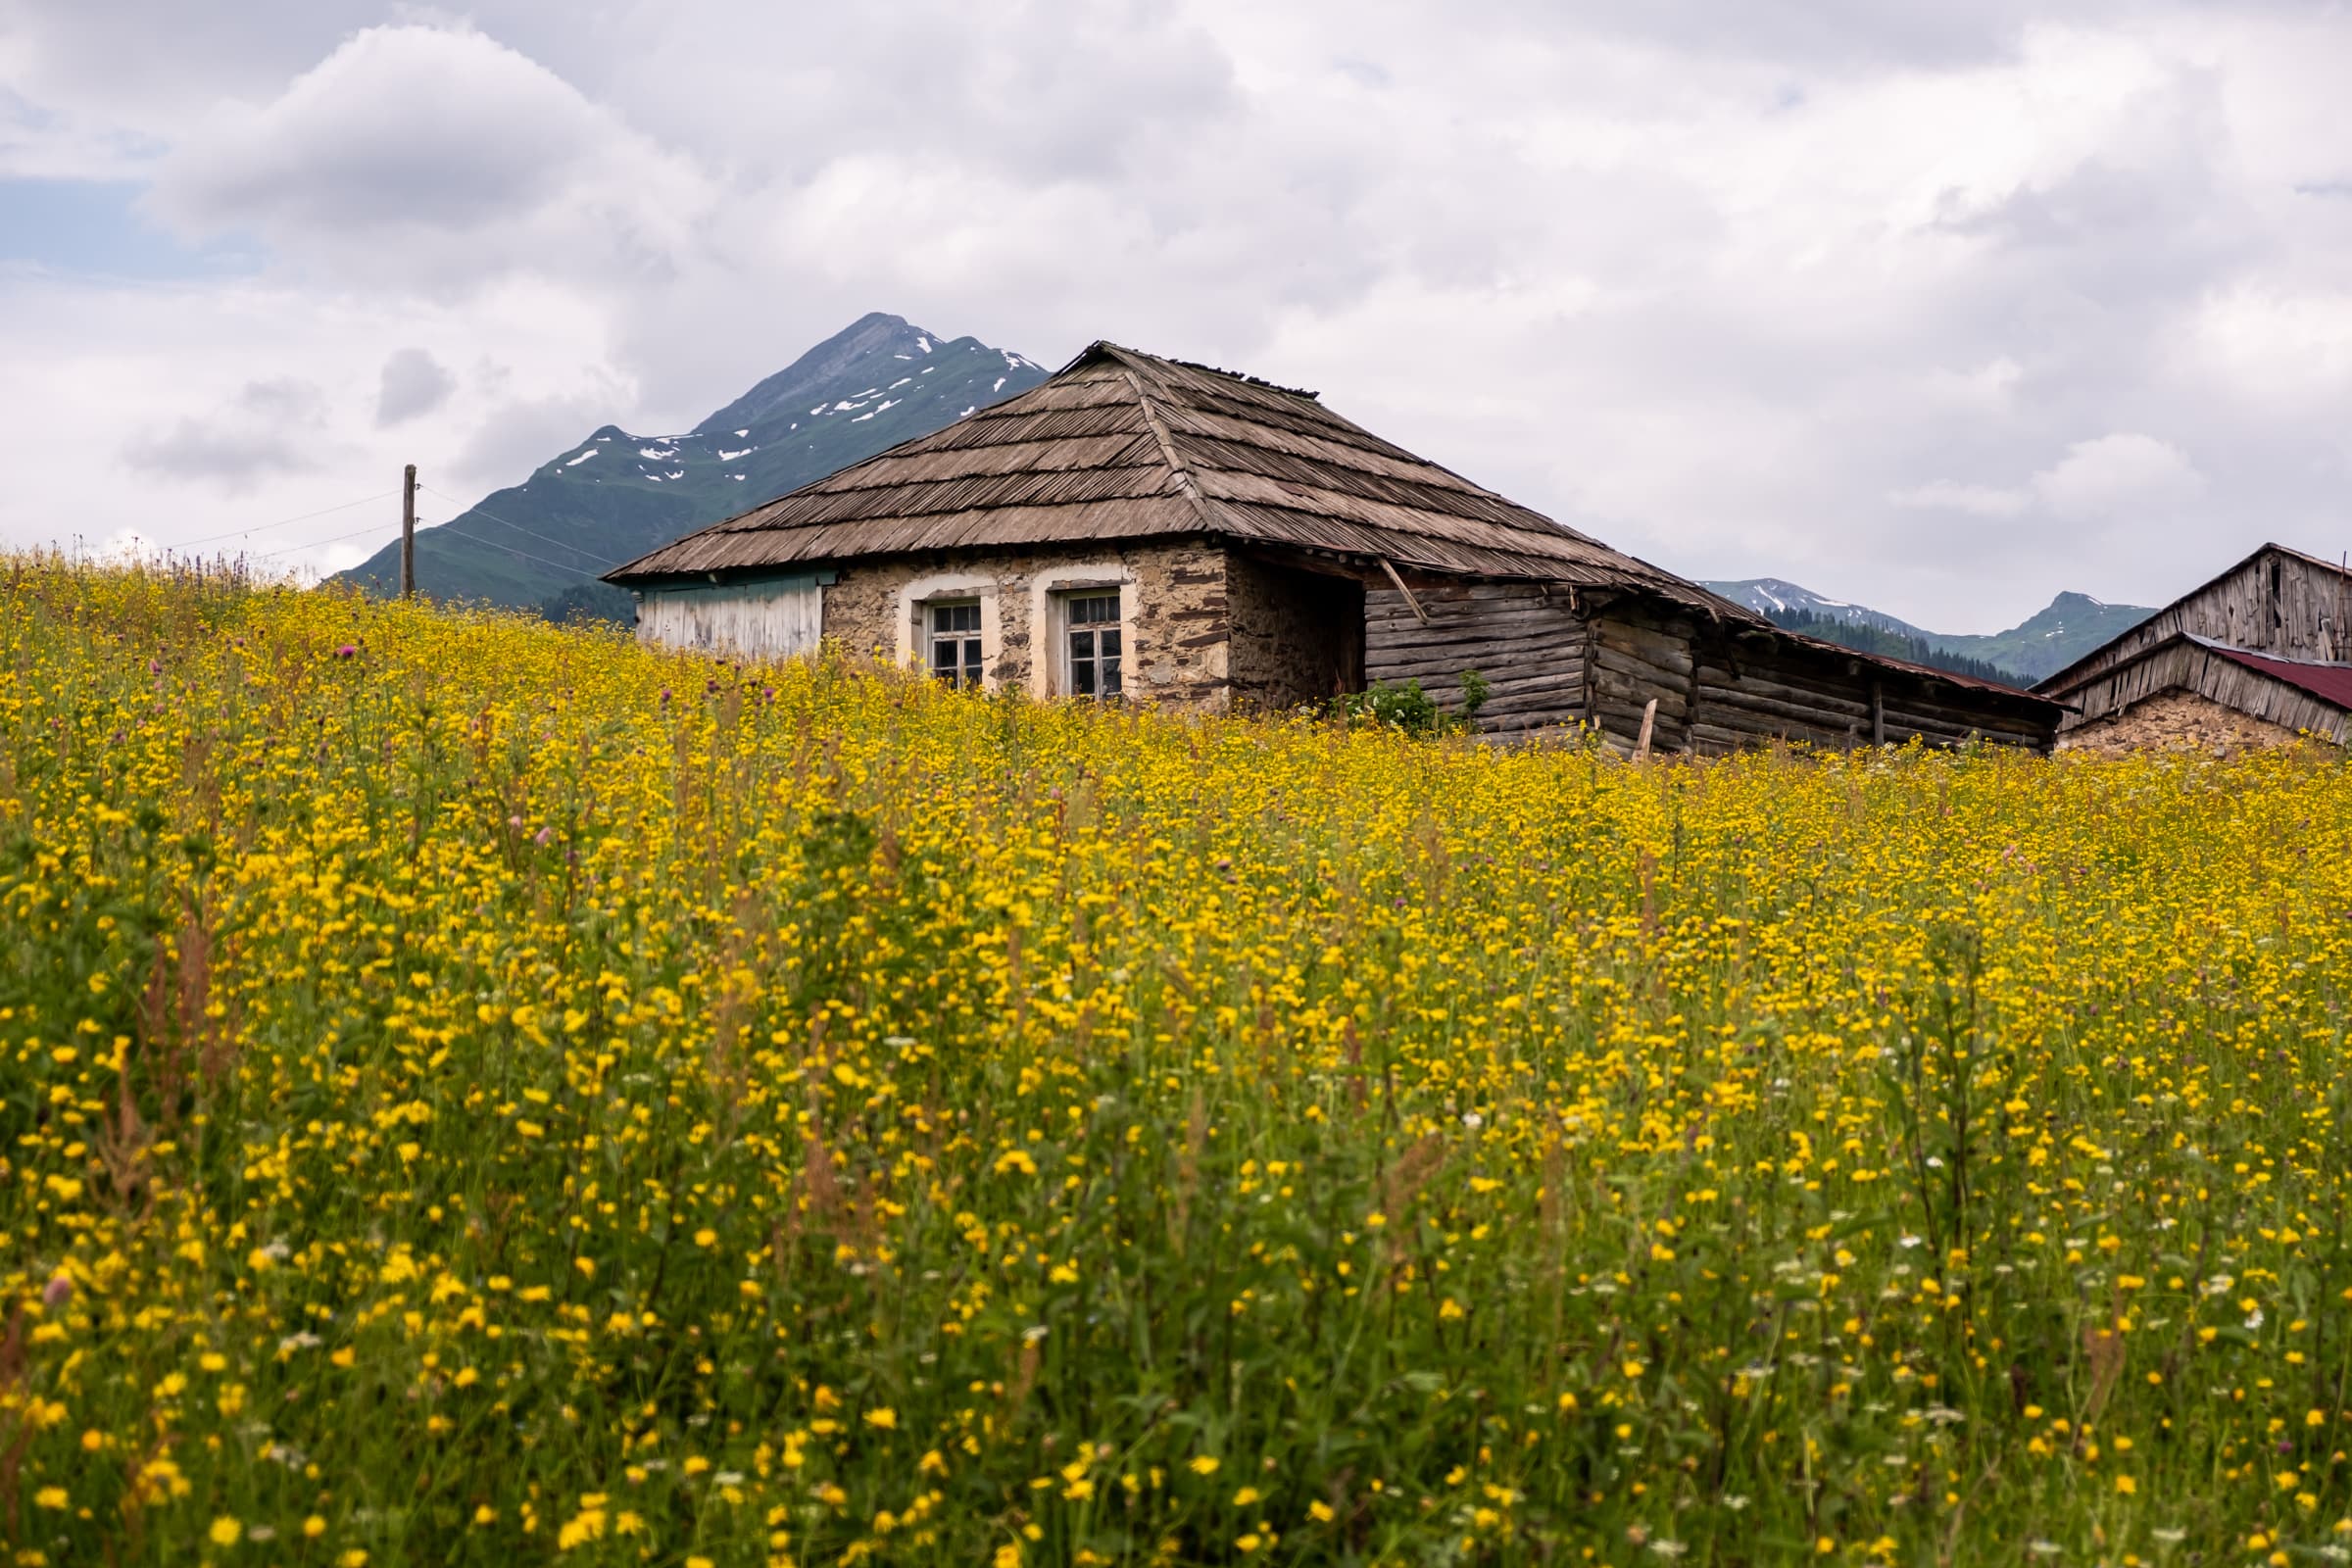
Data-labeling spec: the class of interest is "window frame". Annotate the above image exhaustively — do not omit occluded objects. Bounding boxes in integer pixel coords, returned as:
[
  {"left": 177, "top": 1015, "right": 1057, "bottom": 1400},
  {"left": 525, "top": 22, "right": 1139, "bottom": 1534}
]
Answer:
[
  {"left": 924, "top": 598, "right": 986, "bottom": 689},
  {"left": 895, "top": 574, "right": 1002, "bottom": 691},
  {"left": 1054, "top": 585, "right": 1128, "bottom": 701}
]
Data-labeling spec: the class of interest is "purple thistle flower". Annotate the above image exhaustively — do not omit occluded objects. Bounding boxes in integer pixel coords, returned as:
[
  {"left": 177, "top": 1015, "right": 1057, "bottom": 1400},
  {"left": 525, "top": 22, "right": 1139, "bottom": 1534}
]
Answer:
[{"left": 42, "top": 1273, "right": 72, "bottom": 1309}]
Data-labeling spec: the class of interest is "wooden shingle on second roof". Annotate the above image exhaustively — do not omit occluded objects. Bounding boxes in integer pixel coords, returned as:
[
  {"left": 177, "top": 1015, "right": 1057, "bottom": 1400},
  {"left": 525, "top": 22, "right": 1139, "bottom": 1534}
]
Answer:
[{"left": 606, "top": 342, "right": 2061, "bottom": 752}]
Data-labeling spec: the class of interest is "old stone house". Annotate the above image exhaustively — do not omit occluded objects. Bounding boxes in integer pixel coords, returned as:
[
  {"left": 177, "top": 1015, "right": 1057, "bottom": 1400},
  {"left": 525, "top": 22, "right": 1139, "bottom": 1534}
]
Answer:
[
  {"left": 606, "top": 342, "right": 2061, "bottom": 753},
  {"left": 2034, "top": 543, "right": 2352, "bottom": 751}
]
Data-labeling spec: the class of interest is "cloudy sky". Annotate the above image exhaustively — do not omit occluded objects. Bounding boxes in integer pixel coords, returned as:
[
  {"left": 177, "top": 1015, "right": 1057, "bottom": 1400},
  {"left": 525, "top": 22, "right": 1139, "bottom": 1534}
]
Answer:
[{"left": 4, "top": 1, "right": 2349, "bottom": 629}]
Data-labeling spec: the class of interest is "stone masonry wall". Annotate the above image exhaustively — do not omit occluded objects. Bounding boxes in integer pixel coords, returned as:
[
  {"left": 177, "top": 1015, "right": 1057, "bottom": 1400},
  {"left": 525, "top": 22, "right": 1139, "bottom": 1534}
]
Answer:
[
  {"left": 2056, "top": 687, "right": 2317, "bottom": 759},
  {"left": 818, "top": 539, "right": 1232, "bottom": 708}
]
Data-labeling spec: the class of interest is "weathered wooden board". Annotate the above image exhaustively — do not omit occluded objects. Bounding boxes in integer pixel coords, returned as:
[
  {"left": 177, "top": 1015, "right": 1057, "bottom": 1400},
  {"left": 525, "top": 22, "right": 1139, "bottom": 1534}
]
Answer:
[{"left": 638, "top": 577, "right": 825, "bottom": 662}]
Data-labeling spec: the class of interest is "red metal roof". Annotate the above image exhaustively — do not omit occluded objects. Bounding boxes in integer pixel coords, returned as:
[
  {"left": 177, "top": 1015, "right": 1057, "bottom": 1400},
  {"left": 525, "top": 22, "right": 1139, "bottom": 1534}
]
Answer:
[{"left": 2203, "top": 642, "right": 2352, "bottom": 710}]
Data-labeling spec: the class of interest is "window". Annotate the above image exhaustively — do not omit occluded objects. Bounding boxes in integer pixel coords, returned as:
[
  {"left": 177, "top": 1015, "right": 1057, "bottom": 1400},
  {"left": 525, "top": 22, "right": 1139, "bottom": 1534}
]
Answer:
[
  {"left": 928, "top": 601, "right": 984, "bottom": 688},
  {"left": 1062, "top": 592, "right": 1122, "bottom": 698}
]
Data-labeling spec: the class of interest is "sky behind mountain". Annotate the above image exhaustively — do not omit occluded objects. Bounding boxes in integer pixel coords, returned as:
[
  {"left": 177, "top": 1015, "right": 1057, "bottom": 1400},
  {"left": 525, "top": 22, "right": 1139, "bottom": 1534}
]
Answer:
[{"left": 3, "top": 0, "right": 2349, "bottom": 631}]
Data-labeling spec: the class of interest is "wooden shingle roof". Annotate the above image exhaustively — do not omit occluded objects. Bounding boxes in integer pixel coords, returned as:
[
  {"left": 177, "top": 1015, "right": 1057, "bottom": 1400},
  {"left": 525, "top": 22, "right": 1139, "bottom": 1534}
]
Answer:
[{"left": 604, "top": 342, "right": 1760, "bottom": 621}]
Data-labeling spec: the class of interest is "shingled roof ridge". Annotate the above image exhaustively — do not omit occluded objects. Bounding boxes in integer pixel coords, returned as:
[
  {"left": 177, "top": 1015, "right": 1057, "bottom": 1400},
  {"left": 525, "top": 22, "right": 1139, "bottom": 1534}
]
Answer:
[
  {"left": 1109, "top": 360, "right": 1232, "bottom": 533},
  {"left": 1068, "top": 340, "right": 1321, "bottom": 402}
]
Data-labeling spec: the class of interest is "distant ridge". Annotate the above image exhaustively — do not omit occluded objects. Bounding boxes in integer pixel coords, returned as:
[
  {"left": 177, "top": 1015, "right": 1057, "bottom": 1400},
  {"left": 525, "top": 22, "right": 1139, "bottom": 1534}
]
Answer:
[{"left": 1706, "top": 578, "right": 2155, "bottom": 683}]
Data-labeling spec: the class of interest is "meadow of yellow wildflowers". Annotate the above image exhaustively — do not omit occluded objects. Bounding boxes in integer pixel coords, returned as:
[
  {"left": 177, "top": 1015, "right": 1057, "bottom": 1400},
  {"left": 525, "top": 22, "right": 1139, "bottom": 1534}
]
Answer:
[{"left": 4, "top": 557, "right": 2352, "bottom": 1567}]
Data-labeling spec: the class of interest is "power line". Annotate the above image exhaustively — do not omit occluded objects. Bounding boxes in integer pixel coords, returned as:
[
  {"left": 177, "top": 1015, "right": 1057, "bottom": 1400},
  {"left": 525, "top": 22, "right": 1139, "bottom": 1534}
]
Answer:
[
  {"left": 459, "top": 534, "right": 610, "bottom": 579},
  {"left": 252, "top": 519, "right": 398, "bottom": 560},
  {"left": 249, "top": 512, "right": 587, "bottom": 581},
  {"left": 170, "top": 479, "right": 614, "bottom": 585},
  {"left": 174, "top": 490, "right": 400, "bottom": 550},
  {"left": 422, "top": 484, "right": 612, "bottom": 569}
]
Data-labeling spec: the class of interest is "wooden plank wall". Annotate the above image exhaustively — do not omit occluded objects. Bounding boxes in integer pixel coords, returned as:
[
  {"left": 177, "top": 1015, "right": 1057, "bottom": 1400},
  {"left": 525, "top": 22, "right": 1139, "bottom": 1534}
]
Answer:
[
  {"left": 2054, "top": 641, "right": 2352, "bottom": 743},
  {"left": 639, "top": 579, "right": 824, "bottom": 662},
  {"left": 1364, "top": 583, "right": 1589, "bottom": 734},
  {"left": 2046, "top": 548, "right": 2352, "bottom": 697}
]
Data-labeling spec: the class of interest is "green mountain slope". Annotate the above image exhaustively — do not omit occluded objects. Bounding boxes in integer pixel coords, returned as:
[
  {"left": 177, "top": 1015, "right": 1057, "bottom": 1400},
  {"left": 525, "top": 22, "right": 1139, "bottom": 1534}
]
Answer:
[
  {"left": 1924, "top": 592, "right": 2156, "bottom": 683},
  {"left": 334, "top": 313, "right": 1050, "bottom": 612}
]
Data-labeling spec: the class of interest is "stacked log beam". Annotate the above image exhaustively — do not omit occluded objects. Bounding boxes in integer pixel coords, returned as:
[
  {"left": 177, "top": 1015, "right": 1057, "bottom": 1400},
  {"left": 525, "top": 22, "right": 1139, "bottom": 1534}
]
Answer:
[{"left": 1365, "top": 584, "right": 1590, "bottom": 734}]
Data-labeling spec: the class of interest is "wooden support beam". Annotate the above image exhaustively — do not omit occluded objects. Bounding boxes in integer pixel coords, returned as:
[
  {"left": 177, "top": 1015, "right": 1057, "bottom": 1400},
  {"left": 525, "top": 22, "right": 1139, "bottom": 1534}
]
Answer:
[
  {"left": 1634, "top": 697, "right": 1657, "bottom": 762},
  {"left": 1378, "top": 558, "right": 1430, "bottom": 625}
]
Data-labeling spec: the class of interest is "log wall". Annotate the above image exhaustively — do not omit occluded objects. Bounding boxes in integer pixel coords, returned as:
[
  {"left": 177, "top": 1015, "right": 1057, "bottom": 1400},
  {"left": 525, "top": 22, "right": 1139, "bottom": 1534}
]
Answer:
[
  {"left": 1591, "top": 603, "right": 2055, "bottom": 755},
  {"left": 1691, "top": 636, "right": 1870, "bottom": 754},
  {"left": 1586, "top": 608, "right": 1696, "bottom": 754},
  {"left": 1364, "top": 582, "right": 1590, "bottom": 735}
]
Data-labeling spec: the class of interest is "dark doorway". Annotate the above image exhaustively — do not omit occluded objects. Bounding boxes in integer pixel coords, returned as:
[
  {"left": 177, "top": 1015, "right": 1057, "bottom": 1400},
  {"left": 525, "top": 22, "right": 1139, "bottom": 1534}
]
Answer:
[{"left": 1227, "top": 552, "right": 1366, "bottom": 710}]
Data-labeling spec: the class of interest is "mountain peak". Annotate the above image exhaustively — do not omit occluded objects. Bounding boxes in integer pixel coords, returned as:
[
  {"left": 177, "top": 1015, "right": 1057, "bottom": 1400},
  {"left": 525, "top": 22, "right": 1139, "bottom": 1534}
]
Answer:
[
  {"left": 332, "top": 314, "right": 1051, "bottom": 612},
  {"left": 696, "top": 314, "right": 943, "bottom": 436}
]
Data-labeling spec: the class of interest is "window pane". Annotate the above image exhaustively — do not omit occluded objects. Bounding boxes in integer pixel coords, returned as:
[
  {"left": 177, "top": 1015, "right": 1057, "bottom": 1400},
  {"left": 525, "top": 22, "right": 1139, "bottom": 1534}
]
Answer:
[
  {"left": 1100, "top": 629, "right": 1121, "bottom": 658},
  {"left": 962, "top": 638, "right": 983, "bottom": 681},
  {"left": 1070, "top": 629, "right": 1094, "bottom": 661},
  {"left": 1102, "top": 654, "right": 1122, "bottom": 696}
]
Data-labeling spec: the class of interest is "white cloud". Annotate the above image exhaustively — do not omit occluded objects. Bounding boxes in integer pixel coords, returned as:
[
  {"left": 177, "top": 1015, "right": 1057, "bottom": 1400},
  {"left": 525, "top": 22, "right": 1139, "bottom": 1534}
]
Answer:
[
  {"left": 2032, "top": 431, "right": 2205, "bottom": 518},
  {"left": 1889, "top": 481, "right": 2032, "bottom": 516},
  {"left": 2191, "top": 282, "right": 2352, "bottom": 405},
  {"left": 146, "top": 23, "right": 714, "bottom": 290}
]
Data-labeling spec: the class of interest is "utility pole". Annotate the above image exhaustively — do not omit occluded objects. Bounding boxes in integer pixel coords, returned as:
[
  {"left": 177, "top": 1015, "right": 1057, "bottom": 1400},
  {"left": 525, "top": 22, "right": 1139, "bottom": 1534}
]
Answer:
[{"left": 400, "top": 464, "right": 417, "bottom": 599}]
